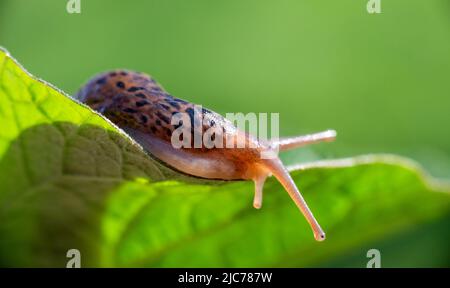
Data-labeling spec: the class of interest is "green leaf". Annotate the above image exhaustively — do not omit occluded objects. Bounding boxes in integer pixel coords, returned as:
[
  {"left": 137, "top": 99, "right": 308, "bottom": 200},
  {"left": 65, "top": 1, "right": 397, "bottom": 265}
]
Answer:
[{"left": 0, "top": 48, "right": 448, "bottom": 267}]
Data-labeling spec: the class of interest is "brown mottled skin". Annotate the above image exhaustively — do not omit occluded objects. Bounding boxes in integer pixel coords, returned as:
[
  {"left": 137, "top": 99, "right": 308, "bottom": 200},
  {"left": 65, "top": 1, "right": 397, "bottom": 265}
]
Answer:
[
  {"left": 76, "top": 70, "right": 263, "bottom": 179},
  {"left": 76, "top": 70, "right": 336, "bottom": 241}
]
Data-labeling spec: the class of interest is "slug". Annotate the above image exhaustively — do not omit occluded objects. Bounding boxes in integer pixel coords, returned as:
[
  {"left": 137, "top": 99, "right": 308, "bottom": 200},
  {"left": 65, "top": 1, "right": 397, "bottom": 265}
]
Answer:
[{"left": 76, "top": 70, "right": 336, "bottom": 241}]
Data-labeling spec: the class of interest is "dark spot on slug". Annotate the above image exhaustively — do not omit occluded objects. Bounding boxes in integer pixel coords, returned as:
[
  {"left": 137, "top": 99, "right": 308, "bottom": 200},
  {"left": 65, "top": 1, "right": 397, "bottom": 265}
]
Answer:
[
  {"left": 156, "top": 112, "right": 170, "bottom": 124},
  {"left": 128, "top": 86, "right": 145, "bottom": 92},
  {"left": 150, "top": 126, "right": 157, "bottom": 133},
  {"left": 96, "top": 77, "right": 106, "bottom": 85},
  {"left": 136, "top": 100, "right": 149, "bottom": 107},
  {"left": 174, "top": 98, "right": 188, "bottom": 104},
  {"left": 155, "top": 119, "right": 162, "bottom": 126},
  {"left": 202, "top": 108, "right": 212, "bottom": 115},
  {"left": 165, "top": 128, "right": 172, "bottom": 137},
  {"left": 120, "top": 71, "right": 128, "bottom": 76},
  {"left": 159, "top": 104, "right": 170, "bottom": 111},
  {"left": 123, "top": 108, "right": 137, "bottom": 113},
  {"left": 167, "top": 100, "right": 180, "bottom": 109},
  {"left": 140, "top": 115, "right": 148, "bottom": 123},
  {"left": 116, "top": 81, "right": 125, "bottom": 89},
  {"left": 109, "top": 72, "right": 117, "bottom": 77}
]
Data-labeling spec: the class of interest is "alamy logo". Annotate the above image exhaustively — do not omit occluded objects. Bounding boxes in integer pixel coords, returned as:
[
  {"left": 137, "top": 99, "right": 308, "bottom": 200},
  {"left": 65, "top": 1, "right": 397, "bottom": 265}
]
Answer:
[
  {"left": 367, "top": 0, "right": 381, "bottom": 14},
  {"left": 66, "top": 249, "right": 81, "bottom": 268},
  {"left": 366, "top": 248, "right": 381, "bottom": 268},
  {"left": 169, "top": 105, "right": 280, "bottom": 159},
  {"left": 66, "top": 0, "right": 81, "bottom": 14}
]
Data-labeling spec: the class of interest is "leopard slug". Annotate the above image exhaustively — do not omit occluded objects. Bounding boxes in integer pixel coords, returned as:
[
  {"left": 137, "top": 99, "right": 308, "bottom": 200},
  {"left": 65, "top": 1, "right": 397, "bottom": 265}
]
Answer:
[{"left": 76, "top": 70, "right": 336, "bottom": 241}]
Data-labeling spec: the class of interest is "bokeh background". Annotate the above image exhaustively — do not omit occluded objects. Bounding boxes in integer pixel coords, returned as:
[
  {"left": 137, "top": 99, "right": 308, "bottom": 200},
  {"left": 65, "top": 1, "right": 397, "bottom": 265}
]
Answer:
[{"left": 0, "top": 0, "right": 449, "bottom": 267}]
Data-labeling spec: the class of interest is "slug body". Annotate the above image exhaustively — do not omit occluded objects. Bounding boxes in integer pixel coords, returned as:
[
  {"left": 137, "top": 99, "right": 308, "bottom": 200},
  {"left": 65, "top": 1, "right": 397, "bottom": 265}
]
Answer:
[{"left": 76, "top": 70, "right": 336, "bottom": 241}]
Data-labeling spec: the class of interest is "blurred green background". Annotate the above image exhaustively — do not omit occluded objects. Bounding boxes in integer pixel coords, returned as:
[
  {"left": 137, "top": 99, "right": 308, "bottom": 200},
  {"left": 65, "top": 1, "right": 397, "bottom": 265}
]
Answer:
[{"left": 0, "top": 0, "right": 449, "bottom": 267}]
